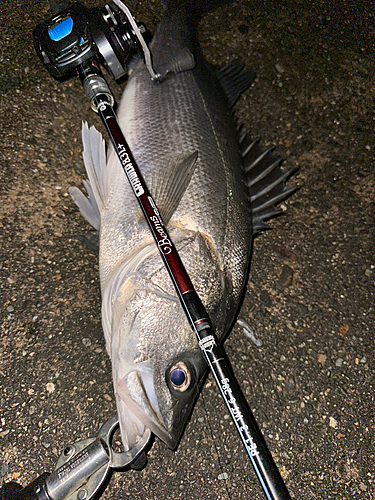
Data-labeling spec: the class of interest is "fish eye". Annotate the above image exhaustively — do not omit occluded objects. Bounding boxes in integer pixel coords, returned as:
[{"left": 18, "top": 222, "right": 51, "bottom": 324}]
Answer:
[{"left": 169, "top": 361, "right": 191, "bottom": 392}]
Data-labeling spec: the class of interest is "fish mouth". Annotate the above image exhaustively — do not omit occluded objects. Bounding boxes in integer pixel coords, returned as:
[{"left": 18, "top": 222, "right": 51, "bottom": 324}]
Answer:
[
  {"left": 117, "top": 368, "right": 176, "bottom": 447},
  {"left": 116, "top": 353, "right": 207, "bottom": 450}
]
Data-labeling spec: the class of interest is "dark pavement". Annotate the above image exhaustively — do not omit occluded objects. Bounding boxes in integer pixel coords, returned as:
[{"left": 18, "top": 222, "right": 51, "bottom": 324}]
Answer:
[{"left": 1, "top": 1, "right": 374, "bottom": 498}]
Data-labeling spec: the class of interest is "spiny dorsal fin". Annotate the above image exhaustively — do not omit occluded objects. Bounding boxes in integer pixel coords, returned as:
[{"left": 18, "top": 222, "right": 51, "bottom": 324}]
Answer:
[
  {"left": 240, "top": 133, "right": 298, "bottom": 235},
  {"left": 216, "top": 61, "right": 255, "bottom": 107}
]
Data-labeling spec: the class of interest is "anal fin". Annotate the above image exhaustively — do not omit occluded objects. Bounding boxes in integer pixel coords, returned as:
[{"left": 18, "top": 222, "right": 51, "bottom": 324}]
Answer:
[{"left": 69, "top": 123, "right": 108, "bottom": 231}]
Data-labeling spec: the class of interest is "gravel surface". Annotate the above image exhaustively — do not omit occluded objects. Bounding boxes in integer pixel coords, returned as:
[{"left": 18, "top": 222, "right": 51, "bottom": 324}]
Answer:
[{"left": 1, "top": 1, "right": 374, "bottom": 499}]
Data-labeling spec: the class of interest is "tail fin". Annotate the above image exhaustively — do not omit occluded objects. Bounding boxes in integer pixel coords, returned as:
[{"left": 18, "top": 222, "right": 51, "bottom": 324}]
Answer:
[{"left": 165, "top": 0, "right": 229, "bottom": 21}]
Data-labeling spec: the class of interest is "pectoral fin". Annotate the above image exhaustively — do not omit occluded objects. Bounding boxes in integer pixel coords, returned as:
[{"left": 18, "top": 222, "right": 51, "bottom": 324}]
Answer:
[{"left": 151, "top": 151, "right": 198, "bottom": 224}]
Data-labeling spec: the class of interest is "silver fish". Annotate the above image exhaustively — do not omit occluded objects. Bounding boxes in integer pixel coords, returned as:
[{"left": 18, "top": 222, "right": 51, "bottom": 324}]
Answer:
[{"left": 69, "top": 0, "right": 295, "bottom": 452}]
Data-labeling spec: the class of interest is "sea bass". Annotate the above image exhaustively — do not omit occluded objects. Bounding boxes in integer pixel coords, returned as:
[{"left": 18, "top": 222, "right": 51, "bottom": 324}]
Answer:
[{"left": 69, "top": 0, "right": 295, "bottom": 453}]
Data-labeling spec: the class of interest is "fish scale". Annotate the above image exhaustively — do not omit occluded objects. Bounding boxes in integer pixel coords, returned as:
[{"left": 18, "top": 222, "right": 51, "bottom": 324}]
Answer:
[{"left": 115, "top": 61, "right": 250, "bottom": 292}]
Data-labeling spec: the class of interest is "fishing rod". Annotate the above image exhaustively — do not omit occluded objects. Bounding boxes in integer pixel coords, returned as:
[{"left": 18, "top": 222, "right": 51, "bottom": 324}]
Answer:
[
  {"left": 78, "top": 62, "right": 292, "bottom": 500},
  {"left": 1, "top": 1, "right": 293, "bottom": 499}
]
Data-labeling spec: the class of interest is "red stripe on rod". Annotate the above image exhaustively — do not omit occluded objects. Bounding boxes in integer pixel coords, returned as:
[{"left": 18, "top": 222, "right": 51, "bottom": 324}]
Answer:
[{"left": 105, "top": 117, "right": 194, "bottom": 294}]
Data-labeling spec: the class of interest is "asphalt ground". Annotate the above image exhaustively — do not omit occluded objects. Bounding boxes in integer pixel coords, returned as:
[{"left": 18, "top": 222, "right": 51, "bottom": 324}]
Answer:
[{"left": 1, "top": 1, "right": 374, "bottom": 499}]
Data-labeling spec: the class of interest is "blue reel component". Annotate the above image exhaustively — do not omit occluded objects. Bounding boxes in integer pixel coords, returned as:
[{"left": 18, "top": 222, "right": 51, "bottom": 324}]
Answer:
[{"left": 48, "top": 16, "right": 73, "bottom": 41}]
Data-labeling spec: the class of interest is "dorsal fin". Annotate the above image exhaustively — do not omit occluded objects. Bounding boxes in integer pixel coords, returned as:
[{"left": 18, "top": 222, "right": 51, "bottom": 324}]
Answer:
[
  {"left": 216, "top": 61, "right": 255, "bottom": 107},
  {"left": 240, "top": 133, "right": 298, "bottom": 235}
]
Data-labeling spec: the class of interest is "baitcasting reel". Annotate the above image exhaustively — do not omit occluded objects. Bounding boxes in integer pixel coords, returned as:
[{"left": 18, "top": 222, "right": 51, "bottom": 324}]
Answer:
[
  {"left": 33, "top": 1, "right": 149, "bottom": 81},
  {"left": 33, "top": 0, "right": 195, "bottom": 104}
]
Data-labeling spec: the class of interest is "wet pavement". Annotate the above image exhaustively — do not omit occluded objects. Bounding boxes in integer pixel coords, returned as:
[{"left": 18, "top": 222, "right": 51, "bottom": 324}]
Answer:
[{"left": 1, "top": 0, "right": 374, "bottom": 499}]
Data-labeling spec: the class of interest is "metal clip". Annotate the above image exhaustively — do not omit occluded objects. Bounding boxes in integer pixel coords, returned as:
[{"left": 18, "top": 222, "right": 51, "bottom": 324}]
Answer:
[{"left": 35, "top": 415, "right": 151, "bottom": 500}]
